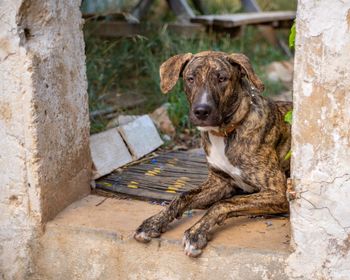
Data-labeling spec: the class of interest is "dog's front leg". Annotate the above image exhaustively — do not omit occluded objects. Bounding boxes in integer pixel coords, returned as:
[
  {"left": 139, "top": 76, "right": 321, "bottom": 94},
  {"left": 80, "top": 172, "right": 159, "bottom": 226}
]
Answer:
[
  {"left": 183, "top": 189, "right": 289, "bottom": 257},
  {"left": 134, "top": 171, "right": 236, "bottom": 243}
]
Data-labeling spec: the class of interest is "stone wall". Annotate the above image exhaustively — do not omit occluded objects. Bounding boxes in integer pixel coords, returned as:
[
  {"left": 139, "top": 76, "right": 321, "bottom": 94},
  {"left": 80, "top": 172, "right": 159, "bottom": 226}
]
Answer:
[
  {"left": 2, "top": 0, "right": 350, "bottom": 279},
  {"left": 287, "top": 1, "right": 350, "bottom": 279},
  {"left": 0, "top": 0, "right": 91, "bottom": 278}
]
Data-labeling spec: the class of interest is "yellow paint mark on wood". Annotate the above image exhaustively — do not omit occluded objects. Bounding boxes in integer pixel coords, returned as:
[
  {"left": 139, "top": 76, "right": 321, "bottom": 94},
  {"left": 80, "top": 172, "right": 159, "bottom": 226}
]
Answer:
[
  {"left": 166, "top": 190, "right": 176, "bottom": 193},
  {"left": 180, "top": 176, "right": 190, "bottom": 181},
  {"left": 145, "top": 167, "right": 162, "bottom": 176},
  {"left": 176, "top": 179, "right": 187, "bottom": 184}
]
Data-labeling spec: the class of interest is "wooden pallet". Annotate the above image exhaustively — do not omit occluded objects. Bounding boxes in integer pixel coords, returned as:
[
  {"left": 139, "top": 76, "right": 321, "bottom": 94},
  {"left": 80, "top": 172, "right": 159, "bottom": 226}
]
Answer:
[
  {"left": 96, "top": 149, "right": 208, "bottom": 201},
  {"left": 191, "top": 11, "right": 295, "bottom": 28}
]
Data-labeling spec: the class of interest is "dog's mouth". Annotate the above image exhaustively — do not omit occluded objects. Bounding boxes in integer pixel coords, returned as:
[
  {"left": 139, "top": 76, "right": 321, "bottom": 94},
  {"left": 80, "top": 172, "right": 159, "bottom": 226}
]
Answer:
[{"left": 189, "top": 111, "right": 221, "bottom": 127}]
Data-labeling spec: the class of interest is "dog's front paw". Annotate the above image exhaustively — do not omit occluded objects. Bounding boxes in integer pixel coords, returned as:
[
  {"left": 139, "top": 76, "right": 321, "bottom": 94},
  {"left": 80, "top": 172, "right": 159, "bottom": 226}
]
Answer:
[
  {"left": 134, "top": 215, "right": 166, "bottom": 243},
  {"left": 134, "top": 230, "right": 154, "bottom": 243},
  {"left": 182, "top": 229, "right": 209, "bottom": 257}
]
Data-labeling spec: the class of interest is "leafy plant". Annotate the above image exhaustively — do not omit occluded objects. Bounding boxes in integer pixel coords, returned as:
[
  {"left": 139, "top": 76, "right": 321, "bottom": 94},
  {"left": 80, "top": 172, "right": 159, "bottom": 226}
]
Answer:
[
  {"left": 283, "top": 21, "right": 296, "bottom": 160},
  {"left": 284, "top": 110, "right": 293, "bottom": 160},
  {"left": 284, "top": 110, "right": 293, "bottom": 125},
  {"left": 289, "top": 22, "right": 296, "bottom": 48}
]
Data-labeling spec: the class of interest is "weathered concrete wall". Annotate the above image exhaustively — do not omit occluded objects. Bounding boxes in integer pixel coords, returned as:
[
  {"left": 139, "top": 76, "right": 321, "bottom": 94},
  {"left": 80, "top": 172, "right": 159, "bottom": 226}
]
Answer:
[
  {"left": 287, "top": 1, "right": 350, "bottom": 279},
  {"left": 0, "top": 0, "right": 90, "bottom": 278}
]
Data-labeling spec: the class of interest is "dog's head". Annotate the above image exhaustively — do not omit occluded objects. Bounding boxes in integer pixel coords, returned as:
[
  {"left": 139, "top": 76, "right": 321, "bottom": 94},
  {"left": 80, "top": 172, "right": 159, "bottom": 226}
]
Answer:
[{"left": 160, "top": 51, "right": 264, "bottom": 127}]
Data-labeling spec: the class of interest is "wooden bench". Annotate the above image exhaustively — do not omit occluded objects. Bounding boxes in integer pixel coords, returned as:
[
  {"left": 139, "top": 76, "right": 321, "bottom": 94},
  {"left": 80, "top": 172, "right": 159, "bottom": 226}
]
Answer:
[{"left": 191, "top": 11, "right": 295, "bottom": 29}]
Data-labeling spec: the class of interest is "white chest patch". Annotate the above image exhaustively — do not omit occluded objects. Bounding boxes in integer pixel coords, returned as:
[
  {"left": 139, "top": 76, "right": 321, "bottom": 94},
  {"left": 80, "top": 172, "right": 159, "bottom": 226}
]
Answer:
[
  {"left": 207, "top": 133, "right": 242, "bottom": 177},
  {"left": 204, "top": 132, "right": 255, "bottom": 193}
]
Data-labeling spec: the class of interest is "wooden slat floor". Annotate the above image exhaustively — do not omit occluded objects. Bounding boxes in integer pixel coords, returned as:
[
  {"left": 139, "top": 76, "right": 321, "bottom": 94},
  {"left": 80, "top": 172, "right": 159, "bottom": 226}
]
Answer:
[{"left": 96, "top": 149, "right": 208, "bottom": 201}]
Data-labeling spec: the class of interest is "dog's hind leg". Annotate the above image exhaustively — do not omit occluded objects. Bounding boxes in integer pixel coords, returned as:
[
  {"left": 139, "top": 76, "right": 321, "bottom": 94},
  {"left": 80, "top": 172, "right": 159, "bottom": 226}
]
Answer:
[
  {"left": 134, "top": 171, "right": 237, "bottom": 243},
  {"left": 182, "top": 189, "right": 289, "bottom": 257}
]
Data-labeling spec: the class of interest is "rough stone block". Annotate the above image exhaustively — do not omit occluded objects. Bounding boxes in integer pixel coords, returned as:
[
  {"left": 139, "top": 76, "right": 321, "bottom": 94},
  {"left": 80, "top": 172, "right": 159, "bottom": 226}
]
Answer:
[
  {"left": 31, "top": 195, "right": 290, "bottom": 279},
  {"left": 90, "top": 129, "right": 132, "bottom": 179},
  {"left": 118, "top": 115, "right": 163, "bottom": 159},
  {"left": 0, "top": 1, "right": 91, "bottom": 278}
]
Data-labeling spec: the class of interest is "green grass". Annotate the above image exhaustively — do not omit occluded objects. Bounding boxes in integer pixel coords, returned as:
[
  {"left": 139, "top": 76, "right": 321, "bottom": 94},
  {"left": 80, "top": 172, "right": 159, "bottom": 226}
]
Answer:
[{"left": 85, "top": 1, "right": 295, "bottom": 133}]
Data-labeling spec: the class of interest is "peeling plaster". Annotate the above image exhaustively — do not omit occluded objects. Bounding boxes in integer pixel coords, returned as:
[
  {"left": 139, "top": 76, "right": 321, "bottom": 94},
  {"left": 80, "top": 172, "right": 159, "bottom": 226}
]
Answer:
[
  {"left": 298, "top": 1, "right": 350, "bottom": 52},
  {"left": 288, "top": 1, "right": 350, "bottom": 279},
  {"left": 301, "top": 81, "right": 312, "bottom": 97}
]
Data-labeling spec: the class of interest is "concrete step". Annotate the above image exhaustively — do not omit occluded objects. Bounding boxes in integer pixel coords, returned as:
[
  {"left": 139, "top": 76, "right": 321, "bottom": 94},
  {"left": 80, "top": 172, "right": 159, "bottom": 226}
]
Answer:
[{"left": 31, "top": 195, "right": 291, "bottom": 280}]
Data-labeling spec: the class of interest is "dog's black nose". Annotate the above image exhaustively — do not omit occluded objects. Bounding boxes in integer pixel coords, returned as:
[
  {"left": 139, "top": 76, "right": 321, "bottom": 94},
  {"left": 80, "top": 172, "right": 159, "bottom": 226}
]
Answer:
[{"left": 194, "top": 104, "right": 212, "bottom": 120}]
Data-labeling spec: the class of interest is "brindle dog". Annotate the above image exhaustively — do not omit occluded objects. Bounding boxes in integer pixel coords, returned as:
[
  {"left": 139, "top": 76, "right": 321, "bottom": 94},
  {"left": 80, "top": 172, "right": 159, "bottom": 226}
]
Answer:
[{"left": 134, "top": 51, "right": 292, "bottom": 257}]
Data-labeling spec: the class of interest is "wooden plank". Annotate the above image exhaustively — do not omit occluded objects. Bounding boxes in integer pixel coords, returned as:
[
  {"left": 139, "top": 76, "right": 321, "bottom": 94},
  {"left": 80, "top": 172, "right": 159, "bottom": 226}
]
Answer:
[
  {"left": 83, "top": 12, "right": 133, "bottom": 21},
  {"left": 85, "top": 21, "right": 205, "bottom": 37},
  {"left": 213, "top": 12, "right": 296, "bottom": 28},
  {"left": 191, "top": 11, "right": 295, "bottom": 28}
]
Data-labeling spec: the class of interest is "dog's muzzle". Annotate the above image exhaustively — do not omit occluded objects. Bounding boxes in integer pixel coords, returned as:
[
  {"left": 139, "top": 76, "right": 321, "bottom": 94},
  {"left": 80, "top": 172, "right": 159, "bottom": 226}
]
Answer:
[
  {"left": 191, "top": 103, "right": 220, "bottom": 126},
  {"left": 190, "top": 90, "right": 220, "bottom": 126},
  {"left": 193, "top": 104, "right": 212, "bottom": 121}
]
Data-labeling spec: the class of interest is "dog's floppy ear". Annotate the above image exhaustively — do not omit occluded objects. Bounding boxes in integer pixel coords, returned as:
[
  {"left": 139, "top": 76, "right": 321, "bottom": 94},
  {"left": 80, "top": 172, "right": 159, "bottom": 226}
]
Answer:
[
  {"left": 226, "top": 53, "right": 264, "bottom": 92},
  {"left": 160, "top": 53, "right": 193, "bottom": 94}
]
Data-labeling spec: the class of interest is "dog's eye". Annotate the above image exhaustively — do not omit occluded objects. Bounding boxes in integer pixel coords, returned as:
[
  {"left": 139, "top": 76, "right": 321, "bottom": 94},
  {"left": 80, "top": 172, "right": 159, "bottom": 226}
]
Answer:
[
  {"left": 187, "top": 76, "right": 194, "bottom": 83},
  {"left": 218, "top": 76, "right": 228, "bottom": 83}
]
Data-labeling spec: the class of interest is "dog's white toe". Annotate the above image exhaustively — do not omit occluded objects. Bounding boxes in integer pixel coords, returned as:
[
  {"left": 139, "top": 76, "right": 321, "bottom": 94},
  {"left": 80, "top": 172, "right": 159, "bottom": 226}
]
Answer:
[
  {"left": 134, "top": 231, "right": 151, "bottom": 243},
  {"left": 183, "top": 237, "right": 202, "bottom": 257}
]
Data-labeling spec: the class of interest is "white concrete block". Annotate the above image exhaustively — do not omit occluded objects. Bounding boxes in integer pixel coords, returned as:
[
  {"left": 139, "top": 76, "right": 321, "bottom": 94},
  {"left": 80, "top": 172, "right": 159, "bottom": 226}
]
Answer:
[
  {"left": 118, "top": 115, "right": 163, "bottom": 159},
  {"left": 0, "top": 1, "right": 91, "bottom": 277},
  {"left": 90, "top": 129, "right": 132, "bottom": 179}
]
